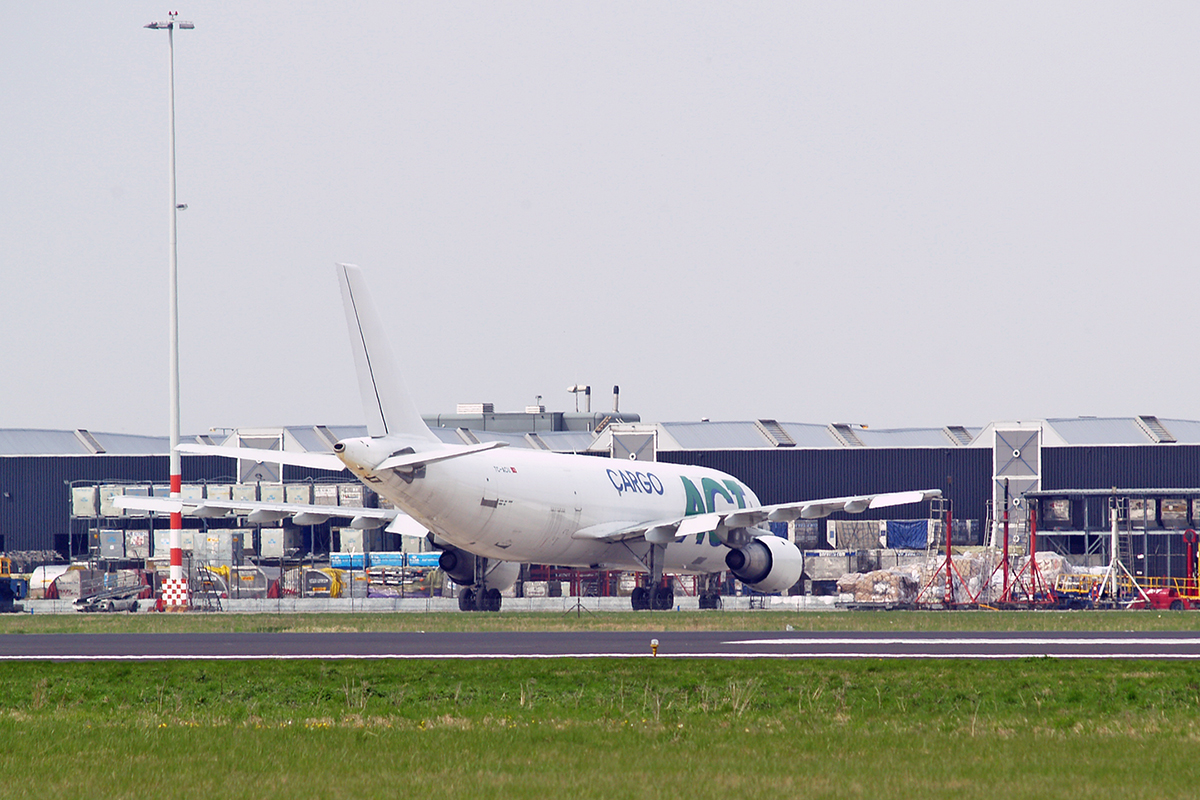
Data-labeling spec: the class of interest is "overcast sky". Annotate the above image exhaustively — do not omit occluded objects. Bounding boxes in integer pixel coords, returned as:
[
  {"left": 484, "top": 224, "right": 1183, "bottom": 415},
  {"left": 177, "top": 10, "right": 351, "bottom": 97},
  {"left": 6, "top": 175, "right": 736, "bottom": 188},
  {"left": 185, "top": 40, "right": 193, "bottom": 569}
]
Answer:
[{"left": 4, "top": 2, "right": 1199, "bottom": 436}]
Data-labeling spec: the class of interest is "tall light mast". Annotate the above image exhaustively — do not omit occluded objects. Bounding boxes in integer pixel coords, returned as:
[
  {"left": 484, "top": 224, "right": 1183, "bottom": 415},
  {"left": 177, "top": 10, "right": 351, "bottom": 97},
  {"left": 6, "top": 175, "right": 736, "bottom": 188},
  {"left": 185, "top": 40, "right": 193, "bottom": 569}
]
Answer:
[{"left": 145, "top": 11, "right": 193, "bottom": 609}]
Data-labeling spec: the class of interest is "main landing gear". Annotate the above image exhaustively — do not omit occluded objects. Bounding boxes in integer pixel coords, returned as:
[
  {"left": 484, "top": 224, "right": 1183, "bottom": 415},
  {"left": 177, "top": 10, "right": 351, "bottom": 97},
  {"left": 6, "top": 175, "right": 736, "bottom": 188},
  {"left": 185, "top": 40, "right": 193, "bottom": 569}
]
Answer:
[
  {"left": 631, "top": 580, "right": 675, "bottom": 611},
  {"left": 698, "top": 573, "right": 723, "bottom": 609},
  {"left": 458, "top": 586, "right": 502, "bottom": 612},
  {"left": 439, "top": 547, "right": 506, "bottom": 612},
  {"left": 630, "top": 543, "right": 675, "bottom": 610}
]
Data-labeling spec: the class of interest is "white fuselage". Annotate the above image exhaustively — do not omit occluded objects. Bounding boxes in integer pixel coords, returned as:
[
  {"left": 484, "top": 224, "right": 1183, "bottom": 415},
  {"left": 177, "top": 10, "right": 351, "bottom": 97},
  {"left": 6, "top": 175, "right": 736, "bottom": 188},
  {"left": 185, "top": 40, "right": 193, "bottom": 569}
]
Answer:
[{"left": 336, "top": 435, "right": 761, "bottom": 575}]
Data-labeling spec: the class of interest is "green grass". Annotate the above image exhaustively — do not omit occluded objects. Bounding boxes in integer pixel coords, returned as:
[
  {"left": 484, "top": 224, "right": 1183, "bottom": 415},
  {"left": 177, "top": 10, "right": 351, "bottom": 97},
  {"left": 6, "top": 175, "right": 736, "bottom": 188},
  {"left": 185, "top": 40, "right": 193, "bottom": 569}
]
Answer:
[
  {"left": 4, "top": 608, "right": 1200, "bottom": 634},
  {"left": 0, "top": 658, "right": 1196, "bottom": 799}
]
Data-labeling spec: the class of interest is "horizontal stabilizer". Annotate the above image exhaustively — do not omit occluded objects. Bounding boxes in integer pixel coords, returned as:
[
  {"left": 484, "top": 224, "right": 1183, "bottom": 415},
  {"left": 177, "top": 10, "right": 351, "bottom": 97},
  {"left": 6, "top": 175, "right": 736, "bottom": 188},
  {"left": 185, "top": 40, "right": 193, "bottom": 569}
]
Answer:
[
  {"left": 176, "top": 443, "right": 345, "bottom": 472},
  {"left": 375, "top": 441, "right": 508, "bottom": 472}
]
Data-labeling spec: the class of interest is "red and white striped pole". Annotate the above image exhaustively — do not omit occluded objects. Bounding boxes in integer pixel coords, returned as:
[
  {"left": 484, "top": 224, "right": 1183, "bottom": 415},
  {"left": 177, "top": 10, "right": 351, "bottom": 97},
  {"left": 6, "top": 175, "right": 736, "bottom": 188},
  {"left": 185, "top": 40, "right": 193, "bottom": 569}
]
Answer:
[
  {"left": 944, "top": 500, "right": 953, "bottom": 605},
  {"left": 147, "top": 12, "right": 193, "bottom": 610}
]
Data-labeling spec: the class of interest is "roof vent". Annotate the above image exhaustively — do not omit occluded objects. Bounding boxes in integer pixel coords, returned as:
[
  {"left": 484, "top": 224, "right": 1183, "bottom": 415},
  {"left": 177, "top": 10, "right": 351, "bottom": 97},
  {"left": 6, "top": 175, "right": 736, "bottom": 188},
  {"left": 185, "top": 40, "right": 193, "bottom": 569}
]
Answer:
[
  {"left": 456, "top": 403, "right": 494, "bottom": 414},
  {"left": 754, "top": 419, "right": 796, "bottom": 447},
  {"left": 828, "top": 423, "right": 865, "bottom": 447},
  {"left": 312, "top": 425, "right": 340, "bottom": 449},
  {"left": 943, "top": 425, "right": 974, "bottom": 446},
  {"left": 74, "top": 429, "right": 105, "bottom": 454},
  {"left": 524, "top": 433, "right": 552, "bottom": 451},
  {"left": 455, "top": 427, "right": 481, "bottom": 445},
  {"left": 1135, "top": 415, "right": 1176, "bottom": 443}
]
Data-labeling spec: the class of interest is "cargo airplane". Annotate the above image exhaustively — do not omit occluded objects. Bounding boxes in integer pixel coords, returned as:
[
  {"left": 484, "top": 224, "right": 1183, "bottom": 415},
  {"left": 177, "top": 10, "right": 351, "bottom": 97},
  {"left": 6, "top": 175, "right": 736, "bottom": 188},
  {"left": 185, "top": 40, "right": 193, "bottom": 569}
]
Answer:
[{"left": 121, "top": 264, "right": 940, "bottom": 611}]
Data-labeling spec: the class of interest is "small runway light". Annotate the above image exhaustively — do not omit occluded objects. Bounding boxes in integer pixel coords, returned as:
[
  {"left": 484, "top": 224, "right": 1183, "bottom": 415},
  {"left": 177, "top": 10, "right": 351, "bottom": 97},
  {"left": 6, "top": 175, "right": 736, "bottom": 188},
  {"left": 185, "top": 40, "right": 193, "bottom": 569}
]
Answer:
[{"left": 650, "top": 638, "right": 659, "bottom": 657}]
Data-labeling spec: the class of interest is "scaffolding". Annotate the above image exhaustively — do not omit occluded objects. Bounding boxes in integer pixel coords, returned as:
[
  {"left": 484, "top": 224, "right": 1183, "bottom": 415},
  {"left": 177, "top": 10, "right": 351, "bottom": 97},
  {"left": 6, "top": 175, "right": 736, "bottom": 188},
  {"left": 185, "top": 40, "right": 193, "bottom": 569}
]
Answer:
[
  {"left": 1086, "top": 496, "right": 1151, "bottom": 608},
  {"left": 997, "top": 500, "right": 1056, "bottom": 606}
]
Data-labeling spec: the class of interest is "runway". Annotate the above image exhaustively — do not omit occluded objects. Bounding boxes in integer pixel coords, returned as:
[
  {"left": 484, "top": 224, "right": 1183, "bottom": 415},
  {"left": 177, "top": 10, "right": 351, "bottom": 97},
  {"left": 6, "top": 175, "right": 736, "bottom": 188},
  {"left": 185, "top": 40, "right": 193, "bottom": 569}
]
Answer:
[{"left": 2, "top": 631, "right": 1200, "bottom": 659}]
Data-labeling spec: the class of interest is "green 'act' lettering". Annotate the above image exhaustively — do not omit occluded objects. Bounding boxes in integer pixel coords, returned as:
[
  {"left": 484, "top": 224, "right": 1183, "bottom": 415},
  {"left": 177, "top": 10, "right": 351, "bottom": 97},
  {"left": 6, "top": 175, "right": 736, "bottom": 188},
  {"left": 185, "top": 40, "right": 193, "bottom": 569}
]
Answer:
[
  {"left": 701, "top": 477, "right": 733, "bottom": 513},
  {"left": 723, "top": 480, "right": 747, "bottom": 509},
  {"left": 681, "top": 477, "right": 706, "bottom": 517}
]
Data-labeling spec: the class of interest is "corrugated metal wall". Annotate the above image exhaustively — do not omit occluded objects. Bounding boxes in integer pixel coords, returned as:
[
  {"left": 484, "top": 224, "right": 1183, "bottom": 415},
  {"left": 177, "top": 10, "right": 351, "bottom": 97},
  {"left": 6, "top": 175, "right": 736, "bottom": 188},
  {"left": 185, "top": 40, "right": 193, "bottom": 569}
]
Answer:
[
  {"left": 658, "top": 448, "right": 992, "bottom": 523},
  {"left": 1043, "top": 445, "right": 1200, "bottom": 490},
  {"left": 0, "top": 455, "right": 235, "bottom": 552},
  {"left": 1042, "top": 445, "right": 1200, "bottom": 536}
]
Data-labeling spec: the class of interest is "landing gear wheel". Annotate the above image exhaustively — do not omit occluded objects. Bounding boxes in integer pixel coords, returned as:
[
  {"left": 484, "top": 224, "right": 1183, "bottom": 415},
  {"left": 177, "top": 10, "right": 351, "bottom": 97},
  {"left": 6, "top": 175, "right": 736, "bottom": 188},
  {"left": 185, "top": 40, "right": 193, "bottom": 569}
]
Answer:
[
  {"left": 630, "top": 586, "right": 650, "bottom": 611},
  {"left": 652, "top": 585, "right": 674, "bottom": 611},
  {"left": 458, "top": 587, "right": 476, "bottom": 612},
  {"left": 484, "top": 588, "right": 502, "bottom": 612}
]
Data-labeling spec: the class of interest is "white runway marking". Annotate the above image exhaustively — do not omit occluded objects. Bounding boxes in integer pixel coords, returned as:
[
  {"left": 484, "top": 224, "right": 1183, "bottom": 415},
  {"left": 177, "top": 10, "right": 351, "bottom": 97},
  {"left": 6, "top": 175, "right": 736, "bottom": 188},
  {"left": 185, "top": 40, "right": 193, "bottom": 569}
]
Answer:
[
  {"left": 3, "top": 654, "right": 1200, "bottom": 661},
  {"left": 728, "top": 636, "right": 1200, "bottom": 646}
]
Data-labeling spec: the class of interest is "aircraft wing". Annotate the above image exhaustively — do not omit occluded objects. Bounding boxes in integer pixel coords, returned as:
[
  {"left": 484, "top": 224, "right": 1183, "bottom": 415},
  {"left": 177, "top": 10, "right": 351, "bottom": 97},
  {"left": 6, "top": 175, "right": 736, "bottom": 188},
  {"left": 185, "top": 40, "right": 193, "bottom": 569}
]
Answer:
[
  {"left": 572, "top": 489, "right": 942, "bottom": 544},
  {"left": 110, "top": 494, "right": 408, "bottom": 531},
  {"left": 757, "top": 489, "right": 944, "bottom": 522}
]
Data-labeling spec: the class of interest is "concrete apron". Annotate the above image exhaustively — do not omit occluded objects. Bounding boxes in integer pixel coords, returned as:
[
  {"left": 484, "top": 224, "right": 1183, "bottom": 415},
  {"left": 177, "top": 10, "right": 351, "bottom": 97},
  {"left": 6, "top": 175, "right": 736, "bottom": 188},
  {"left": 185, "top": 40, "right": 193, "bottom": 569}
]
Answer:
[{"left": 23, "top": 594, "right": 840, "bottom": 614}]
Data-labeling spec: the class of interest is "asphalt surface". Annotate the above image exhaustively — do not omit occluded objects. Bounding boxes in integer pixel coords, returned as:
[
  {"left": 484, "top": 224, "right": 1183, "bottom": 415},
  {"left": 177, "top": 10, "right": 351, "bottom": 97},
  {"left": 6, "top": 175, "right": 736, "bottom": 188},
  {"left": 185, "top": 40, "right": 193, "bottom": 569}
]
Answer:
[{"left": 2, "top": 631, "right": 1200, "bottom": 659}]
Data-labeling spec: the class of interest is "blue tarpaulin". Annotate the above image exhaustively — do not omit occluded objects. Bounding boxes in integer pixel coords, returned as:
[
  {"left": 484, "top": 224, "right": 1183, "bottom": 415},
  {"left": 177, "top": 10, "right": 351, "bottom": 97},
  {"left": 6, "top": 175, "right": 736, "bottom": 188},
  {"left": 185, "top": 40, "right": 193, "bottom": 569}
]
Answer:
[{"left": 886, "top": 520, "right": 928, "bottom": 549}]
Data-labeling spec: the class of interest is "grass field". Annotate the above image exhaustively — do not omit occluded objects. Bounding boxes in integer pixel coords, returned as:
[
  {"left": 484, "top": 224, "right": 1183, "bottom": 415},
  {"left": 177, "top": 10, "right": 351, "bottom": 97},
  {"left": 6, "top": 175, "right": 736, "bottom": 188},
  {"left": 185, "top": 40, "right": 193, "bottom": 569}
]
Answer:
[
  {"left": 0, "top": 656, "right": 1195, "bottom": 799},
  {"left": 1, "top": 612, "right": 1196, "bottom": 798}
]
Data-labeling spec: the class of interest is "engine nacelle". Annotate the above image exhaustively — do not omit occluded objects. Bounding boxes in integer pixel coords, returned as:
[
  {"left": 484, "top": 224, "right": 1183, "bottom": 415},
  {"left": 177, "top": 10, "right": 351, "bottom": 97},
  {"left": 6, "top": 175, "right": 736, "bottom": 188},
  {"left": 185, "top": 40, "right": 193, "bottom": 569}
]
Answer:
[
  {"left": 437, "top": 548, "right": 518, "bottom": 591},
  {"left": 725, "top": 535, "right": 803, "bottom": 594},
  {"left": 437, "top": 548, "right": 474, "bottom": 584}
]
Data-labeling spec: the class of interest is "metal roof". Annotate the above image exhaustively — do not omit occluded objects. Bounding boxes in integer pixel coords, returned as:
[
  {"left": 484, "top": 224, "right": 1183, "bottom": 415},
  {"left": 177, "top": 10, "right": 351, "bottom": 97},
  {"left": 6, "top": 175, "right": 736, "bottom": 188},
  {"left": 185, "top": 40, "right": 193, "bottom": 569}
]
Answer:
[
  {"left": 426, "top": 427, "right": 532, "bottom": 448},
  {"left": 534, "top": 430, "right": 598, "bottom": 453},
  {"left": 853, "top": 427, "right": 965, "bottom": 448},
  {"left": 776, "top": 422, "right": 841, "bottom": 447},
  {"left": 661, "top": 421, "right": 776, "bottom": 450},
  {"left": 1044, "top": 417, "right": 1158, "bottom": 445},
  {"left": 0, "top": 429, "right": 169, "bottom": 456},
  {"left": 5, "top": 415, "right": 1200, "bottom": 458},
  {"left": 1156, "top": 419, "right": 1200, "bottom": 444},
  {"left": 468, "top": 430, "right": 533, "bottom": 447},
  {"left": 281, "top": 425, "right": 368, "bottom": 452},
  {"left": 651, "top": 421, "right": 978, "bottom": 450},
  {"left": 92, "top": 432, "right": 173, "bottom": 454}
]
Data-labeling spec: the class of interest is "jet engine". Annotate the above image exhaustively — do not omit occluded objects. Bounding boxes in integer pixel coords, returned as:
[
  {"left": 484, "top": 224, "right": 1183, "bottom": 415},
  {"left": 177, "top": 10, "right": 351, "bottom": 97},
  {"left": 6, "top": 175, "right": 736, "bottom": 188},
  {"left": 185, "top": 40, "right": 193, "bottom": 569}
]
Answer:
[
  {"left": 724, "top": 535, "right": 803, "bottom": 594},
  {"left": 437, "top": 547, "right": 518, "bottom": 591}
]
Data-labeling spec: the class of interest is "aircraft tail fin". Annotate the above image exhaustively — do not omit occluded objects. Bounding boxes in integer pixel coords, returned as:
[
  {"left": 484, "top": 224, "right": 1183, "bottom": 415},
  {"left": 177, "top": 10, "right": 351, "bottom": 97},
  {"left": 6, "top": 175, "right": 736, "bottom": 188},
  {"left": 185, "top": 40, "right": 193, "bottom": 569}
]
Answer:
[{"left": 337, "top": 264, "right": 439, "bottom": 441}]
